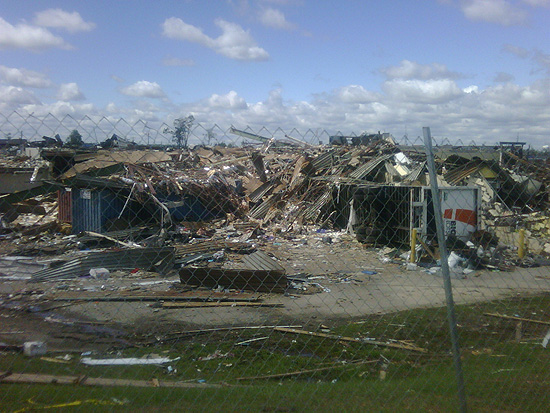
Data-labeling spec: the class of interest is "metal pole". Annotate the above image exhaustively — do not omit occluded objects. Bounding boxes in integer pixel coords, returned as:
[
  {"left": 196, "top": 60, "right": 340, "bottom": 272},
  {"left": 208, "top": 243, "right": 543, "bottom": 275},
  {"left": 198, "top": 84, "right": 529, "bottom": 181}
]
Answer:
[{"left": 423, "top": 127, "right": 467, "bottom": 413}]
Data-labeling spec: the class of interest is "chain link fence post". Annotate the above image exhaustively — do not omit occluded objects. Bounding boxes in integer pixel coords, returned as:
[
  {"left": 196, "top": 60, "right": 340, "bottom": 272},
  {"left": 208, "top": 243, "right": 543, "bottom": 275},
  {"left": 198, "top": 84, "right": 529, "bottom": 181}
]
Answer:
[{"left": 424, "top": 126, "right": 467, "bottom": 412}]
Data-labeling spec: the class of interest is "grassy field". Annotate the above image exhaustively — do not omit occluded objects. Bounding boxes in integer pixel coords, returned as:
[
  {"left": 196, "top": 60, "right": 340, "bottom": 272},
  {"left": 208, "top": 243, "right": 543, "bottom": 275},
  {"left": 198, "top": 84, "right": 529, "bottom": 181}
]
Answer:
[{"left": 1, "top": 294, "right": 549, "bottom": 412}]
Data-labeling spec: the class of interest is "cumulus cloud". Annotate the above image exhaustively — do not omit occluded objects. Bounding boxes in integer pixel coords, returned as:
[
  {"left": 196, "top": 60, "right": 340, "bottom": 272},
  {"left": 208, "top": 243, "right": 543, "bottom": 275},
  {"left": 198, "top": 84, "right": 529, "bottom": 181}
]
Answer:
[
  {"left": 0, "top": 17, "right": 72, "bottom": 51},
  {"left": 460, "top": 0, "right": 528, "bottom": 25},
  {"left": 162, "top": 57, "right": 196, "bottom": 67},
  {"left": 382, "top": 79, "right": 463, "bottom": 103},
  {"left": 34, "top": 9, "right": 96, "bottom": 33},
  {"left": 382, "top": 60, "right": 463, "bottom": 80},
  {"left": 259, "top": 8, "right": 295, "bottom": 29},
  {"left": 57, "top": 83, "right": 85, "bottom": 101},
  {"left": 0, "top": 65, "right": 52, "bottom": 88},
  {"left": 0, "top": 85, "right": 39, "bottom": 105},
  {"left": 121, "top": 81, "right": 166, "bottom": 98},
  {"left": 208, "top": 91, "right": 247, "bottom": 109},
  {"left": 336, "top": 85, "right": 379, "bottom": 103},
  {"left": 162, "top": 17, "right": 269, "bottom": 61}
]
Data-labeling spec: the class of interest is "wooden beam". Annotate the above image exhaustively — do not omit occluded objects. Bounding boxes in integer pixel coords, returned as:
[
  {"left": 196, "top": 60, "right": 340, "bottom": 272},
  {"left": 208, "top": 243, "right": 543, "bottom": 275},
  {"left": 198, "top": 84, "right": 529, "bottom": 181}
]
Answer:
[
  {"left": 0, "top": 371, "right": 221, "bottom": 388},
  {"left": 484, "top": 313, "right": 550, "bottom": 326},
  {"left": 161, "top": 302, "right": 283, "bottom": 308},
  {"left": 273, "top": 327, "right": 427, "bottom": 353},
  {"left": 236, "top": 360, "right": 377, "bottom": 381}
]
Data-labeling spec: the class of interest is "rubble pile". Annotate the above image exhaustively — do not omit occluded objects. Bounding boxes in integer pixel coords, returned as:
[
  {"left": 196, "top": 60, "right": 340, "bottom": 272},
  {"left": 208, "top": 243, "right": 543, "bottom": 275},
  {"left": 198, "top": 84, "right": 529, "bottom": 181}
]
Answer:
[{"left": 1, "top": 135, "right": 550, "bottom": 297}]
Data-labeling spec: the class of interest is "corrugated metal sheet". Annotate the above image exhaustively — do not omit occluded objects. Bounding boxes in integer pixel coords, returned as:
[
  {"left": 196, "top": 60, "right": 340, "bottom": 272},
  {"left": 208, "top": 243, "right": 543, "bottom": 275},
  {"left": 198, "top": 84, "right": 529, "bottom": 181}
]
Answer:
[
  {"left": 175, "top": 240, "right": 253, "bottom": 256},
  {"left": 302, "top": 189, "right": 332, "bottom": 221},
  {"left": 242, "top": 250, "right": 285, "bottom": 272},
  {"left": 31, "top": 246, "right": 175, "bottom": 281},
  {"left": 348, "top": 153, "right": 394, "bottom": 180},
  {"left": 444, "top": 160, "right": 485, "bottom": 185},
  {"left": 403, "top": 161, "right": 427, "bottom": 183},
  {"left": 71, "top": 188, "right": 125, "bottom": 233},
  {"left": 249, "top": 193, "right": 281, "bottom": 220},
  {"left": 57, "top": 189, "right": 72, "bottom": 223},
  {"left": 249, "top": 181, "right": 277, "bottom": 203},
  {"left": 311, "top": 151, "right": 335, "bottom": 171}
]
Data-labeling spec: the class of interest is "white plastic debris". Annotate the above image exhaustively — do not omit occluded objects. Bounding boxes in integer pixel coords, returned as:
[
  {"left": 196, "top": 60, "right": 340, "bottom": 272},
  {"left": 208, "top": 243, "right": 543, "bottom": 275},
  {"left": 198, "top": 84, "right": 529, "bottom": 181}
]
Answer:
[
  {"left": 81, "top": 356, "right": 180, "bottom": 366},
  {"left": 89, "top": 267, "right": 110, "bottom": 279},
  {"left": 23, "top": 341, "right": 47, "bottom": 357}
]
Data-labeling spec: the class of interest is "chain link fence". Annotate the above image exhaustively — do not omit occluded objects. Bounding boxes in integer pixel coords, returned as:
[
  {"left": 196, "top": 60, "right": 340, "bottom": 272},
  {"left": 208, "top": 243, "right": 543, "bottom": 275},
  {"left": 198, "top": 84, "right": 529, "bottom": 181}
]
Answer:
[{"left": 1, "top": 112, "right": 550, "bottom": 411}]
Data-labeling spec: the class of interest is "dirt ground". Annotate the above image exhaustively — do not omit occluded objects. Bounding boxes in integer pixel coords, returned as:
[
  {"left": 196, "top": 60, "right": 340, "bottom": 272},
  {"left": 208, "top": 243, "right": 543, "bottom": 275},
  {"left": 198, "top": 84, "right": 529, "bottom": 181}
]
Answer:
[{"left": 2, "top": 230, "right": 550, "bottom": 351}]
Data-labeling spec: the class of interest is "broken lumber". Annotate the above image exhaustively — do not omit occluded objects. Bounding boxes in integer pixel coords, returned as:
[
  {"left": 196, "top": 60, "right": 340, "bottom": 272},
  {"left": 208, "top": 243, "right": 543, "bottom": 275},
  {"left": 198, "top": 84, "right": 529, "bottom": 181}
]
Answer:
[
  {"left": 161, "top": 302, "right": 283, "bottom": 308},
  {"left": 45, "top": 291, "right": 261, "bottom": 303},
  {"left": 236, "top": 359, "right": 377, "bottom": 381},
  {"left": 274, "top": 327, "right": 427, "bottom": 353},
  {"left": 484, "top": 313, "right": 550, "bottom": 326},
  {"left": 0, "top": 371, "right": 220, "bottom": 388}
]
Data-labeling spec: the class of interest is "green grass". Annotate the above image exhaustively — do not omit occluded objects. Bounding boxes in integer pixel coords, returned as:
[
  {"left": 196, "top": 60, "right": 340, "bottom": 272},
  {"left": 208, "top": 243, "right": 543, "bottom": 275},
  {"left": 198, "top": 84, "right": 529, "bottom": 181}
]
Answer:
[{"left": 2, "top": 294, "right": 550, "bottom": 411}]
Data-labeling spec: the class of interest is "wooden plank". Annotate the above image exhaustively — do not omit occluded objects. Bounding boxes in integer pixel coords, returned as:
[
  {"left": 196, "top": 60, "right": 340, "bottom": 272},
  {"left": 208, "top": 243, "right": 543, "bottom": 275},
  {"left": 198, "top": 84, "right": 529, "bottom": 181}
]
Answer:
[
  {"left": 45, "top": 290, "right": 260, "bottom": 302},
  {"left": 161, "top": 302, "right": 283, "bottom": 308},
  {"left": 484, "top": 313, "right": 550, "bottom": 326},
  {"left": 236, "top": 359, "right": 377, "bottom": 381},
  {"left": 274, "top": 327, "right": 427, "bottom": 353},
  {"left": 0, "top": 371, "right": 220, "bottom": 388}
]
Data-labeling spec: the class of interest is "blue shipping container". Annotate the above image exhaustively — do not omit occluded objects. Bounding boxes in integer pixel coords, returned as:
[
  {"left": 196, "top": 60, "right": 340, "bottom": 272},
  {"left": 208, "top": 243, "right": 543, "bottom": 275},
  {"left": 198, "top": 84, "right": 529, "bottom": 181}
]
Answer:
[{"left": 71, "top": 188, "right": 125, "bottom": 233}]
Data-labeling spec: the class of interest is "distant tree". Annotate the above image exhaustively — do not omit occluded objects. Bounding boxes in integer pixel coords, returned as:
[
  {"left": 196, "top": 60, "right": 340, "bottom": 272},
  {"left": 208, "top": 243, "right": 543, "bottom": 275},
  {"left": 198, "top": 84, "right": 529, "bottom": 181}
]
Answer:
[
  {"left": 164, "top": 115, "right": 194, "bottom": 149},
  {"left": 204, "top": 128, "right": 216, "bottom": 146},
  {"left": 67, "top": 129, "right": 83, "bottom": 147}
]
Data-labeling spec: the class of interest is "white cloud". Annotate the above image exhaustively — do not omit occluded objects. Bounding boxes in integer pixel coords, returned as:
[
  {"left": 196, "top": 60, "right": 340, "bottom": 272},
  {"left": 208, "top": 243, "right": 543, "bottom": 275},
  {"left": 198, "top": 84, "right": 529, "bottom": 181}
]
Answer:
[
  {"left": 2, "top": 77, "right": 550, "bottom": 147},
  {"left": 0, "top": 65, "right": 52, "bottom": 88},
  {"left": 382, "top": 79, "right": 463, "bottom": 103},
  {"left": 162, "top": 17, "right": 269, "bottom": 61},
  {"left": 20, "top": 101, "right": 95, "bottom": 118},
  {"left": 0, "top": 85, "right": 39, "bottom": 105},
  {"left": 0, "top": 17, "right": 72, "bottom": 51},
  {"left": 336, "top": 85, "right": 379, "bottom": 103},
  {"left": 34, "top": 9, "right": 96, "bottom": 33},
  {"left": 121, "top": 81, "right": 166, "bottom": 98},
  {"left": 460, "top": 0, "right": 528, "bottom": 25},
  {"left": 259, "top": 8, "right": 295, "bottom": 29},
  {"left": 382, "top": 60, "right": 463, "bottom": 80},
  {"left": 57, "top": 83, "right": 85, "bottom": 101},
  {"left": 162, "top": 57, "right": 196, "bottom": 67},
  {"left": 207, "top": 91, "right": 247, "bottom": 109}
]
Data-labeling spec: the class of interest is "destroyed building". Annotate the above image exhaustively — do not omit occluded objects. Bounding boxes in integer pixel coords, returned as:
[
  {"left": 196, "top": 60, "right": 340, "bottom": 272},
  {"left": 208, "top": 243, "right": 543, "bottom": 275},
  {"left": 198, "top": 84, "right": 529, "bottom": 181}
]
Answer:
[{"left": 0, "top": 129, "right": 549, "bottom": 293}]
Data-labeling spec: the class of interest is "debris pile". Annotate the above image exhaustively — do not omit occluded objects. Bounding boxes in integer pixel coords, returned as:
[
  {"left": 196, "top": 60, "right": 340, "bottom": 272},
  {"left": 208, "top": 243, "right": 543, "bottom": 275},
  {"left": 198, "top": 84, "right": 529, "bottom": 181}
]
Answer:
[{"left": 1, "top": 135, "right": 549, "bottom": 298}]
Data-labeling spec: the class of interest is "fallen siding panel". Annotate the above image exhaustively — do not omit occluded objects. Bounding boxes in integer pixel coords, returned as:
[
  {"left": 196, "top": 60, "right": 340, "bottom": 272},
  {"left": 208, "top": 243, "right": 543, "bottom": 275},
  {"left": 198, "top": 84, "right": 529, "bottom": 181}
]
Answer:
[
  {"left": 32, "top": 247, "right": 175, "bottom": 281},
  {"left": 179, "top": 267, "right": 287, "bottom": 293},
  {"left": 242, "top": 250, "right": 286, "bottom": 272}
]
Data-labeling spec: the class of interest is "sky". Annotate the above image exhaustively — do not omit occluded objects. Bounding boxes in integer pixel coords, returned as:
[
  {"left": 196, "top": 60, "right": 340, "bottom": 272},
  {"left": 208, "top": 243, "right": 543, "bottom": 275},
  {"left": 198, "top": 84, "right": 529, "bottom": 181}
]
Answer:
[{"left": 0, "top": 0, "right": 549, "bottom": 147}]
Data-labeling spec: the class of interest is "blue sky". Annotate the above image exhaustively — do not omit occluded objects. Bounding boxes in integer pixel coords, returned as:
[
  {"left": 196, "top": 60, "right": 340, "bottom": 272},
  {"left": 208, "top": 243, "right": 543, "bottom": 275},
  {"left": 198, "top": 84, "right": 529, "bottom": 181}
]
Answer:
[{"left": 1, "top": 0, "right": 549, "bottom": 146}]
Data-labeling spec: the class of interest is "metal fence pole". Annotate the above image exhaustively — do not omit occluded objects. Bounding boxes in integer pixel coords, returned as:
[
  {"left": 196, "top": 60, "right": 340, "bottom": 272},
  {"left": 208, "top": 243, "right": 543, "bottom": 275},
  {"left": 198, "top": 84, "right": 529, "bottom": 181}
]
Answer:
[{"left": 423, "top": 127, "right": 468, "bottom": 413}]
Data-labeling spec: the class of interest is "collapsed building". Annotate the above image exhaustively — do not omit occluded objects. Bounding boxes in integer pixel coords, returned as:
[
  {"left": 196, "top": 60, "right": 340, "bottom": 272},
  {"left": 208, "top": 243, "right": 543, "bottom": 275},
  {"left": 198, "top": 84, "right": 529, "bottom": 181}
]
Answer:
[{"left": 1, "top": 132, "right": 549, "bottom": 292}]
